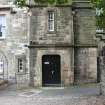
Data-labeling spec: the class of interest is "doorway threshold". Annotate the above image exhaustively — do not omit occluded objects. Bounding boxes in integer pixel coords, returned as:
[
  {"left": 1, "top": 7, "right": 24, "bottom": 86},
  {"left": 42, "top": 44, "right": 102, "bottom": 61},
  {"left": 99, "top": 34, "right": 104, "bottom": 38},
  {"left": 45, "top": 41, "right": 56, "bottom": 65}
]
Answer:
[
  {"left": 42, "top": 87, "right": 64, "bottom": 90},
  {"left": 42, "top": 84, "right": 64, "bottom": 89}
]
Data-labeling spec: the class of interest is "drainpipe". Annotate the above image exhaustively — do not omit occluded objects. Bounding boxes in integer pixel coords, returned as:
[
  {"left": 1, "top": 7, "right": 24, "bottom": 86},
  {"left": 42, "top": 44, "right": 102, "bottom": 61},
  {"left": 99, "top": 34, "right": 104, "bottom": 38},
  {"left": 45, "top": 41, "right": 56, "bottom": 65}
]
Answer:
[{"left": 27, "top": 0, "right": 34, "bottom": 87}]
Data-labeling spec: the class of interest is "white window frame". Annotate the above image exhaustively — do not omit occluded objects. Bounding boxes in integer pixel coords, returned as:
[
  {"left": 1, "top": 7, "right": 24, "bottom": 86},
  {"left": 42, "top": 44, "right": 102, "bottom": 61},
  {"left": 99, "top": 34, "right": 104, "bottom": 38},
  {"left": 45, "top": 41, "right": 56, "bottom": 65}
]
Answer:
[
  {"left": 48, "top": 11, "right": 55, "bottom": 32},
  {"left": 0, "top": 15, "right": 6, "bottom": 39}
]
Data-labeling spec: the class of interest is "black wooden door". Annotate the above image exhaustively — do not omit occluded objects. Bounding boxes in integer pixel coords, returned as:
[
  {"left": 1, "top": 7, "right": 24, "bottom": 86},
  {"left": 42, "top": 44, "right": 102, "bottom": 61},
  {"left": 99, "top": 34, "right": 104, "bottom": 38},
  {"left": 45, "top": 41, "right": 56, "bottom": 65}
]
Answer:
[{"left": 42, "top": 55, "right": 61, "bottom": 86}]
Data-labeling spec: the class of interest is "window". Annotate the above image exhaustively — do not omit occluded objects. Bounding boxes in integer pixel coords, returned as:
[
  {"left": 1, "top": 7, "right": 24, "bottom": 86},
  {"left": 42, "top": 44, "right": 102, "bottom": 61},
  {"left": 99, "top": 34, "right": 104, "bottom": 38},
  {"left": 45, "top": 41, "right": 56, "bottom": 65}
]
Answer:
[
  {"left": 48, "top": 11, "right": 54, "bottom": 32},
  {"left": 18, "top": 58, "right": 24, "bottom": 73},
  {"left": 0, "top": 15, "right": 6, "bottom": 39},
  {"left": 15, "top": 54, "right": 26, "bottom": 74}
]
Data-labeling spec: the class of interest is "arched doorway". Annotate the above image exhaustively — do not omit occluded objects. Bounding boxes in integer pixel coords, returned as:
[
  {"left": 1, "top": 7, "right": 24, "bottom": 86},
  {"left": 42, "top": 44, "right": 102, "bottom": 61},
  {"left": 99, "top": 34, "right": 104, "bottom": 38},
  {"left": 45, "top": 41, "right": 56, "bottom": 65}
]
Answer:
[
  {"left": 0, "top": 51, "right": 8, "bottom": 80},
  {"left": 42, "top": 55, "right": 61, "bottom": 86}
]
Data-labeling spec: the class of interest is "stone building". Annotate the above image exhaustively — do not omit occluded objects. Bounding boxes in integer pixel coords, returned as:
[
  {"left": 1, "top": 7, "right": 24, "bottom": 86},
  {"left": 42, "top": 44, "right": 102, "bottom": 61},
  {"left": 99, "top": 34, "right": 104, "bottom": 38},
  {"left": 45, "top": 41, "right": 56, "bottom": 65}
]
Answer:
[
  {"left": 28, "top": 0, "right": 97, "bottom": 87},
  {"left": 0, "top": 0, "right": 28, "bottom": 85},
  {"left": 0, "top": 0, "right": 98, "bottom": 87}
]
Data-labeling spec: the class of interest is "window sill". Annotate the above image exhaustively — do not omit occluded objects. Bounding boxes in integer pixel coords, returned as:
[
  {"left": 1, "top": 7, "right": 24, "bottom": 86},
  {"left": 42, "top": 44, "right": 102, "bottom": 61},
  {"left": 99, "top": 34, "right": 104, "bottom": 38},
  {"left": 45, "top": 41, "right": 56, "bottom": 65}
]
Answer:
[
  {"left": 0, "top": 37, "right": 6, "bottom": 40},
  {"left": 47, "top": 31, "right": 56, "bottom": 34},
  {"left": 16, "top": 72, "right": 26, "bottom": 75}
]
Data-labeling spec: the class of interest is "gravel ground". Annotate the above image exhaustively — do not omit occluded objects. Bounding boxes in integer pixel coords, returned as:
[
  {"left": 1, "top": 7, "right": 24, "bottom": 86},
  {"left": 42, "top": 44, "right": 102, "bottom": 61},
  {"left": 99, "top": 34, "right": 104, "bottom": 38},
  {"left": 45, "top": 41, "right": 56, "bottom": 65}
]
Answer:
[{"left": 0, "top": 84, "right": 105, "bottom": 105}]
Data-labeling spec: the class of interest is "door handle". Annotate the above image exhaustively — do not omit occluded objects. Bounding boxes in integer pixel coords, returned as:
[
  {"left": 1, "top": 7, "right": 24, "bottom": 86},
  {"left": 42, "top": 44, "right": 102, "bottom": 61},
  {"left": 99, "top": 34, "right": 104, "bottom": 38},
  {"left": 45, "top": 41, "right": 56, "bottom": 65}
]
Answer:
[{"left": 51, "top": 70, "right": 54, "bottom": 75}]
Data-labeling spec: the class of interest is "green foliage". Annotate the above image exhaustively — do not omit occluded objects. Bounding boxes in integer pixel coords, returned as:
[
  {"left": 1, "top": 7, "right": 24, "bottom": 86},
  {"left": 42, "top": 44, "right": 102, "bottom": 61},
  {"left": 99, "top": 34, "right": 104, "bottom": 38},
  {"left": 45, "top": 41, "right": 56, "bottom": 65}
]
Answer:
[
  {"left": 34, "top": 0, "right": 55, "bottom": 4},
  {"left": 15, "top": 0, "right": 70, "bottom": 6},
  {"left": 56, "top": 0, "right": 68, "bottom": 4},
  {"left": 91, "top": 0, "right": 105, "bottom": 8},
  {"left": 91, "top": 0, "right": 105, "bottom": 31},
  {"left": 14, "top": 0, "right": 26, "bottom": 7},
  {"left": 36, "top": 0, "right": 69, "bottom": 4}
]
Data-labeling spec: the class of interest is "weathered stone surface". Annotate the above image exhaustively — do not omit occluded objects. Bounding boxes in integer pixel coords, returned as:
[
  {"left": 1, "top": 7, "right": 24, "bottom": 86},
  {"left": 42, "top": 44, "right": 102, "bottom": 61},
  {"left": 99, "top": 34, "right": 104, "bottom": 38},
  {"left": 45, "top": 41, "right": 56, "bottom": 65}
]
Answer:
[
  {"left": 28, "top": 1, "right": 97, "bottom": 87},
  {"left": 29, "top": 48, "right": 74, "bottom": 87},
  {"left": 0, "top": 0, "right": 98, "bottom": 87},
  {"left": 73, "top": 8, "right": 97, "bottom": 45},
  {"left": 29, "top": 6, "right": 74, "bottom": 45},
  {"left": 99, "top": 56, "right": 105, "bottom": 95},
  {"left": 74, "top": 48, "right": 97, "bottom": 83},
  {"left": 0, "top": 6, "right": 28, "bottom": 82},
  {"left": 0, "top": 0, "right": 13, "bottom": 5}
]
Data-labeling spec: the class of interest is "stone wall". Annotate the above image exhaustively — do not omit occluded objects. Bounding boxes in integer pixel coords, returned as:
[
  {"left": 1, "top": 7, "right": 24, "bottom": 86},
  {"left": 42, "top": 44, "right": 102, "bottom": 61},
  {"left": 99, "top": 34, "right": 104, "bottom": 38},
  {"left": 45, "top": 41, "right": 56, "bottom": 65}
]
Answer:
[
  {"left": 74, "top": 48, "right": 97, "bottom": 83},
  {"left": 99, "top": 56, "right": 105, "bottom": 95},
  {"left": 73, "top": 1, "right": 98, "bottom": 83},
  {"left": 0, "top": 6, "right": 28, "bottom": 81},
  {"left": 29, "top": 48, "right": 74, "bottom": 87},
  {"left": 28, "top": 6, "right": 75, "bottom": 87},
  {"left": 0, "top": 0, "right": 14, "bottom": 5},
  {"left": 28, "top": 2, "right": 97, "bottom": 86},
  {"left": 0, "top": 0, "right": 98, "bottom": 87},
  {"left": 74, "top": 9, "right": 96, "bottom": 45},
  {"left": 29, "top": 6, "right": 74, "bottom": 45}
]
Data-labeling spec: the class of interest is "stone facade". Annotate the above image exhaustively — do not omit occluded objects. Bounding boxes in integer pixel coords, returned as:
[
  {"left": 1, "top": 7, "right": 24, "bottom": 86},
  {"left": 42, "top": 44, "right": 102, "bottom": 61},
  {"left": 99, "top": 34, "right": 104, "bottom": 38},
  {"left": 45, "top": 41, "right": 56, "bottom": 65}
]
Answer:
[
  {"left": 0, "top": 0, "right": 28, "bottom": 84},
  {"left": 28, "top": 0, "right": 98, "bottom": 87},
  {"left": 74, "top": 48, "right": 97, "bottom": 83},
  {"left": 0, "top": 0, "right": 98, "bottom": 87},
  {"left": 29, "top": 48, "right": 74, "bottom": 87},
  {"left": 73, "top": 1, "right": 97, "bottom": 84}
]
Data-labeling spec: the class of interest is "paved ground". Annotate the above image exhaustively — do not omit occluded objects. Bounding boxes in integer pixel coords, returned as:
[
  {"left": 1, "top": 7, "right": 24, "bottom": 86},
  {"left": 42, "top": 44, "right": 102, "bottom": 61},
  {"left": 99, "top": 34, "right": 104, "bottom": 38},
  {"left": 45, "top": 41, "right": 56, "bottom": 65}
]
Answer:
[{"left": 0, "top": 83, "right": 104, "bottom": 105}]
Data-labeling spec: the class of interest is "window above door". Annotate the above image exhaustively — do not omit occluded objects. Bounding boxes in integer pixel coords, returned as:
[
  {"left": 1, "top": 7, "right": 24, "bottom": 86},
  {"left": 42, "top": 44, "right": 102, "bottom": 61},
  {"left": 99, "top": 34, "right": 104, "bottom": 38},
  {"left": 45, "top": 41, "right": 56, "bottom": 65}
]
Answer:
[{"left": 48, "top": 11, "right": 55, "bottom": 32}]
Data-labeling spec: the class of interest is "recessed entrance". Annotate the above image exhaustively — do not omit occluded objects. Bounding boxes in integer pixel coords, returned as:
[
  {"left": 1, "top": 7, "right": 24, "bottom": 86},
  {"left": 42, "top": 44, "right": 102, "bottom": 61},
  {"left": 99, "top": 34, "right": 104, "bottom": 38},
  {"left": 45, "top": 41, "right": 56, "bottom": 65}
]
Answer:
[{"left": 42, "top": 55, "right": 61, "bottom": 86}]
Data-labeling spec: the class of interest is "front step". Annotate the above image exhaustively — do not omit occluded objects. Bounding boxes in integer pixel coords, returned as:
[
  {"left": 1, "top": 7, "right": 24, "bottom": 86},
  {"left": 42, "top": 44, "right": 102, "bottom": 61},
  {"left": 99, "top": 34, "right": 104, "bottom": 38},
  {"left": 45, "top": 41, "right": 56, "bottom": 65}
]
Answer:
[{"left": 43, "top": 84, "right": 64, "bottom": 87}]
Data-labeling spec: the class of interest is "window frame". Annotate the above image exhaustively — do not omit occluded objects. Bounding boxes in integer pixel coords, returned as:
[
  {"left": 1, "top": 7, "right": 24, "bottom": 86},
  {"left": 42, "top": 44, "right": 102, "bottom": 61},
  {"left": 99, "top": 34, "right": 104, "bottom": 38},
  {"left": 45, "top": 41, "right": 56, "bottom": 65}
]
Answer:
[
  {"left": 18, "top": 58, "right": 24, "bottom": 73},
  {"left": 0, "top": 14, "right": 6, "bottom": 39},
  {"left": 48, "top": 11, "right": 55, "bottom": 32},
  {"left": 15, "top": 55, "right": 26, "bottom": 74}
]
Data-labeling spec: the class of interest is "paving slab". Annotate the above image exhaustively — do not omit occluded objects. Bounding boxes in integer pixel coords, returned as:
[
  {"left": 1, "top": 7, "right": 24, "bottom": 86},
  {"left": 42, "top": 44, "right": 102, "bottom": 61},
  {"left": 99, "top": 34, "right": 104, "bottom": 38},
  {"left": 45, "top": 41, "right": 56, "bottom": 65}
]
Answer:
[{"left": 0, "top": 83, "right": 103, "bottom": 105}]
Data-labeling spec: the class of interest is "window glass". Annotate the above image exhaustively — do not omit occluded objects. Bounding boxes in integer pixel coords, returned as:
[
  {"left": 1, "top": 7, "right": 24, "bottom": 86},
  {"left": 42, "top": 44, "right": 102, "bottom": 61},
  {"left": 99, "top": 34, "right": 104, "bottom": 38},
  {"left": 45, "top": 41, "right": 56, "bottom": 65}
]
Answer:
[
  {"left": 48, "top": 11, "right": 54, "bottom": 32},
  {"left": 0, "top": 15, "right": 6, "bottom": 38},
  {"left": 18, "top": 59, "right": 24, "bottom": 73}
]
